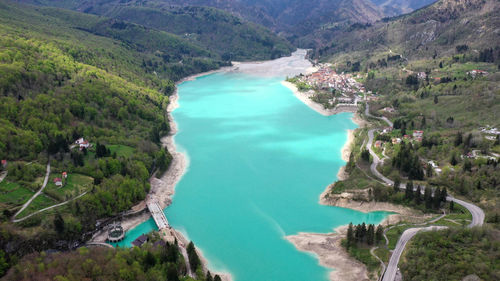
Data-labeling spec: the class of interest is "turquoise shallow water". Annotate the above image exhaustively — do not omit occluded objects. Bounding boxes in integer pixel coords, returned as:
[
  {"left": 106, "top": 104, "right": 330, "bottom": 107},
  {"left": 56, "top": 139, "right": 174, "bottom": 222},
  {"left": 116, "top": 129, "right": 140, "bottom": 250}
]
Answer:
[{"left": 112, "top": 72, "right": 389, "bottom": 280}]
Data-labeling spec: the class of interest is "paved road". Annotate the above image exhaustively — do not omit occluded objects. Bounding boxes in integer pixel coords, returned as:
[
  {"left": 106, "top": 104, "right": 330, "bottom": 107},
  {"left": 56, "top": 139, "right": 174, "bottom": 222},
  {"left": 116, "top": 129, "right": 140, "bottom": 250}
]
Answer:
[
  {"left": 382, "top": 226, "right": 447, "bottom": 281},
  {"left": 364, "top": 103, "right": 485, "bottom": 281},
  {"left": 12, "top": 191, "right": 88, "bottom": 223},
  {"left": 12, "top": 162, "right": 51, "bottom": 220},
  {"left": 85, "top": 242, "right": 114, "bottom": 249},
  {"left": 449, "top": 196, "right": 484, "bottom": 227}
]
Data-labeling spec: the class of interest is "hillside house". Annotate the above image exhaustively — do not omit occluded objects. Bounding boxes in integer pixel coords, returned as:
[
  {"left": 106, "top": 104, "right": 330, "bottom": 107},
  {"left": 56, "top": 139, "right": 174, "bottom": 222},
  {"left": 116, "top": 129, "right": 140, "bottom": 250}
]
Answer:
[
  {"left": 374, "top": 140, "right": 383, "bottom": 148},
  {"left": 382, "top": 127, "right": 393, "bottom": 134},
  {"left": 54, "top": 178, "right": 63, "bottom": 187},
  {"left": 383, "top": 107, "right": 396, "bottom": 113},
  {"left": 413, "top": 130, "right": 424, "bottom": 138},
  {"left": 392, "top": 138, "right": 402, "bottom": 144},
  {"left": 468, "top": 69, "right": 488, "bottom": 78},
  {"left": 62, "top": 172, "right": 68, "bottom": 179},
  {"left": 79, "top": 140, "right": 90, "bottom": 150},
  {"left": 1, "top": 160, "right": 6, "bottom": 168}
]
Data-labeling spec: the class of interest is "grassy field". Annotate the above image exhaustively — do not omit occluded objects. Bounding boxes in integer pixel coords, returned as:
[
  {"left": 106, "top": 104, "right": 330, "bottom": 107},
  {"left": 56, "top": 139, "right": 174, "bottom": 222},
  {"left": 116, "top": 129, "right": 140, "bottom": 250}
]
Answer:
[
  {"left": 17, "top": 194, "right": 57, "bottom": 218},
  {"left": 0, "top": 181, "right": 21, "bottom": 192},
  {"left": 108, "top": 144, "right": 135, "bottom": 158},
  {"left": 342, "top": 240, "right": 381, "bottom": 274},
  {"left": 45, "top": 173, "right": 93, "bottom": 200},
  {"left": 0, "top": 182, "right": 34, "bottom": 208}
]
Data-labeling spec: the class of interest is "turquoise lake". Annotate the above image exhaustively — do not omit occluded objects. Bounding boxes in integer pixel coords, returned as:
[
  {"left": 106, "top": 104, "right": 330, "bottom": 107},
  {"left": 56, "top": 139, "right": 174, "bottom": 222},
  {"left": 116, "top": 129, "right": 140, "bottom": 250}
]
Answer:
[{"left": 113, "top": 71, "right": 389, "bottom": 281}]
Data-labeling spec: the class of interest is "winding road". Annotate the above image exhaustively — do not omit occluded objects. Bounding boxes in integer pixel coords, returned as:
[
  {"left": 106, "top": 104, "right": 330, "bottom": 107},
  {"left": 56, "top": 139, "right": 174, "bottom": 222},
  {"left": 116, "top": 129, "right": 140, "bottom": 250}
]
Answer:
[{"left": 363, "top": 104, "right": 485, "bottom": 281}]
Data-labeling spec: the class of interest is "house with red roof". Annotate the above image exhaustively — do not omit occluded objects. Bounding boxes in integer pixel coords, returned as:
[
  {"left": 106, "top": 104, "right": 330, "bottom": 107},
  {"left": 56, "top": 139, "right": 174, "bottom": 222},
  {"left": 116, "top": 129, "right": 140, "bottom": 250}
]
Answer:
[{"left": 54, "top": 178, "right": 63, "bottom": 187}]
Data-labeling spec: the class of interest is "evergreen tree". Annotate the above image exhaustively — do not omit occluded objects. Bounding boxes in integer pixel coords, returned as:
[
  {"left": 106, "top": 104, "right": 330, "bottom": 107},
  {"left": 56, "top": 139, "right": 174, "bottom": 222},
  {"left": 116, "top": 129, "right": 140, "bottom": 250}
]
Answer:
[
  {"left": 454, "top": 131, "right": 463, "bottom": 146},
  {"left": 476, "top": 180, "right": 482, "bottom": 190},
  {"left": 449, "top": 200, "right": 455, "bottom": 212},
  {"left": 187, "top": 241, "right": 201, "bottom": 271},
  {"left": 414, "top": 185, "right": 422, "bottom": 205},
  {"left": 360, "top": 223, "right": 367, "bottom": 243},
  {"left": 433, "top": 187, "right": 442, "bottom": 209},
  {"left": 440, "top": 188, "right": 448, "bottom": 202},
  {"left": 434, "top": 95, "right": 438, "bottom": 104},
  {"left": 354, "top": 224, "right": 361, "bottom": 242},
  {"left": 361, "top": 149, "right": 370, "bottom": 162},
  {"left": 393, "top": 177, "right": 401, "bottom": 193},
  {"left": 424, "top": 186, "right": 432, "bottom": 209},
  {"left": 465, "top": 133, "right": 473, "bottom": 148},
  {"left": 206, "top": 271, "right": 213, "bottom": 281},
  {"left": 426, "top": 162, "right": 433, "bottom": 178},
  {"left": 367, "top": 224, "right": 375, "bottom": 245},
  {"left": 54, "top": 213, "right": 65, "bottom": 234},
  {"left": 405, "top": 181, "right": 414, "bottom": 201},
  {"left": 347, "top": 223, "right": 354, "bottom": 248},
  {"left": 375, "top": 225, "right": 384, "bottom": 244},
  {"left": 214, "top": 275, "right": 222, "bottom": 281},
  {"left": 450, "top": 153, "right": 458, "bottom": 165}
]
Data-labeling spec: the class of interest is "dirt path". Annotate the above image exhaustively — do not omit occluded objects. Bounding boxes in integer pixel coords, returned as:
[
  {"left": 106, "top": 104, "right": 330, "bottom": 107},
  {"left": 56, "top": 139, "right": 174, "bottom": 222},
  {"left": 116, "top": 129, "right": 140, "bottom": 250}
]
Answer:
[
  {"left": 12, "top": 191, "right": 88, "bottom": 223},
  {"left": 12, "top": 161, "right": 50, "bottom": 220}
]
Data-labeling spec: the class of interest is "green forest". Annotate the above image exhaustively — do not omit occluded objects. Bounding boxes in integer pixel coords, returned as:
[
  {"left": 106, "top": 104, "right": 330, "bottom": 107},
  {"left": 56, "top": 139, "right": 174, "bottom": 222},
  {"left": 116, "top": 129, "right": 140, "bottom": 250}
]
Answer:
[
  {"left": 0, "top": 0, "right": 294, "bottom": 278},
  {"left": 3, "top": 233, "right": 222, "bottom": 281}
]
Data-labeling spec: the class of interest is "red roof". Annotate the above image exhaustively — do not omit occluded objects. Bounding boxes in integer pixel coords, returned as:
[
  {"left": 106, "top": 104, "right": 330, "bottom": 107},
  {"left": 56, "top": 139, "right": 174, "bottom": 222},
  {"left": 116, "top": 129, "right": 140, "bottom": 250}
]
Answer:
[
  {"left": 54, "top": 178, "right": 62, "bottom": 182},
  {"left": 1, "top": 160, "right": 6, "bottom": 165}
]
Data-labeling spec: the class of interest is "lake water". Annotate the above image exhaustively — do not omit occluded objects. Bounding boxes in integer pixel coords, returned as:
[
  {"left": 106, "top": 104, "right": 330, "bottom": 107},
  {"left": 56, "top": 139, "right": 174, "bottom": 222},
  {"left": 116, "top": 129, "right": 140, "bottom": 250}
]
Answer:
[{"left": 112, "top": 68, "right": 388, "bottom": 280}]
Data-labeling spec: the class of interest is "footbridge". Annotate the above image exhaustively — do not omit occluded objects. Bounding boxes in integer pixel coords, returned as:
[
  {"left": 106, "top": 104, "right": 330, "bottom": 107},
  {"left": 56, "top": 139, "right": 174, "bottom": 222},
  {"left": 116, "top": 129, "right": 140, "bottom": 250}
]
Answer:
[{"left": 147, "top": 200, "right": 169, "bottom": 230}]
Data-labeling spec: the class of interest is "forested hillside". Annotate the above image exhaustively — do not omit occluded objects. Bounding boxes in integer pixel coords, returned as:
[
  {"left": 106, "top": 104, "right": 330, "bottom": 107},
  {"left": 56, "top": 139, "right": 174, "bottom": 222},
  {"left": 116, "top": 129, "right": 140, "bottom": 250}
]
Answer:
[
  {"left": 0, "top": 0, "right": 232, "bottom": 277},
  {"left": 318, "top": 0, "right": 500, "bottom": 279},
  {"left": 17, "top": 0, "right": 295, "bottom": 61}
]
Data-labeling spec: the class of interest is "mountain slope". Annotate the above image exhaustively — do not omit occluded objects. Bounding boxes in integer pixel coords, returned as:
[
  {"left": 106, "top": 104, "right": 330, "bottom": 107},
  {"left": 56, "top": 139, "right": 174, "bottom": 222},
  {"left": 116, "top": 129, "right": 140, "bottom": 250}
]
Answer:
[
  {"left": 156, "top": 0, "right": 383, "bottom": 40},
  {"left": 371, "top": 0, "right": 437, "bottom": 16},
  {"left": 0, "top": 1, "right": 230, "bottom": 273},
  {"left": 17, "top": 0, "right": 295, "bottom": 60},
  {"left": 313, "top": 0, "right": 500, "bottom": 61}
]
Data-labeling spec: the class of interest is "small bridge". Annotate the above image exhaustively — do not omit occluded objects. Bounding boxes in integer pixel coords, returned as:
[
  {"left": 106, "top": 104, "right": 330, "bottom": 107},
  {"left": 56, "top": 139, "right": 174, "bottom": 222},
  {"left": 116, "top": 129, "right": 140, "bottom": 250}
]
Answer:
[{"left": 147, "top": 200, "right": 169, "bottom": 230}]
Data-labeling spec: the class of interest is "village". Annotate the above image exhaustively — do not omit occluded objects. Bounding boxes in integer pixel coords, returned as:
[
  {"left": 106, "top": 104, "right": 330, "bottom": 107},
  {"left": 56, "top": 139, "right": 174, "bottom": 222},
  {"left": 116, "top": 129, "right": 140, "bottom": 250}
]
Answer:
[{"left": 289, "top": 64, "right": 369, "bottom": 109}]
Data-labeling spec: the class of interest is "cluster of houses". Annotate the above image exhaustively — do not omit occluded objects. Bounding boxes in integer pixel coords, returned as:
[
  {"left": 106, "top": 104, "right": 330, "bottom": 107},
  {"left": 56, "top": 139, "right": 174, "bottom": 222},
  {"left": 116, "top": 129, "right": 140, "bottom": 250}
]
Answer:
[
  {"left": 377, "top": 129, "right": 424, "bottom": 146},
  {"left": 298, "top": 64, "right": 366, "bottom": 97},
  {"left": 479, "top": 126, "right": 500, "bottom": 141}
]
